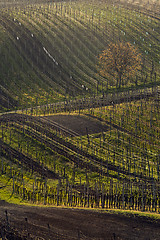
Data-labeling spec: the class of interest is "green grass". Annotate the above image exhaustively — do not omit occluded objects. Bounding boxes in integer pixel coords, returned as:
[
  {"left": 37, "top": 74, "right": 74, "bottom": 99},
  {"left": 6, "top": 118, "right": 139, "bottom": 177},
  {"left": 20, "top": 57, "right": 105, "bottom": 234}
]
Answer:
[{"left": 0, "top": 173, "right": 27, "bottom": 204}]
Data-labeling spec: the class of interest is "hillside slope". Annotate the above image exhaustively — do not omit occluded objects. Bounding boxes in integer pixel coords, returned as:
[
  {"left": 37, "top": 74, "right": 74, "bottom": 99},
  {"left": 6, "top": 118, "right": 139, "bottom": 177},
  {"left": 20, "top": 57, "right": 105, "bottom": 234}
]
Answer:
[{"left": 0, "top": 0, "right": 160, "bottom": 112}]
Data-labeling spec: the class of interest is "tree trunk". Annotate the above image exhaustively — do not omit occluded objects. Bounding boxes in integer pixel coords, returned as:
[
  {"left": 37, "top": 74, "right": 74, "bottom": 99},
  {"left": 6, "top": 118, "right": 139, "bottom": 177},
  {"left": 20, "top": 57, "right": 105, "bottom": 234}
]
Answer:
[{"left": 118, "top": 74, "right": 122, "bottom": 88}]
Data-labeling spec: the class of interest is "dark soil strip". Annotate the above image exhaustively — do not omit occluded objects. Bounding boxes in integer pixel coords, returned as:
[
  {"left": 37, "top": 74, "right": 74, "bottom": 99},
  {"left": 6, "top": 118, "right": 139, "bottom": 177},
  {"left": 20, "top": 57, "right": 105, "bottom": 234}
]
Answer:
[
  {"left": 0, "top": 139, "right": 59, "bottom": 180},
  {"left": 1, "top": 201, "right": 160, "bottom": 240}
]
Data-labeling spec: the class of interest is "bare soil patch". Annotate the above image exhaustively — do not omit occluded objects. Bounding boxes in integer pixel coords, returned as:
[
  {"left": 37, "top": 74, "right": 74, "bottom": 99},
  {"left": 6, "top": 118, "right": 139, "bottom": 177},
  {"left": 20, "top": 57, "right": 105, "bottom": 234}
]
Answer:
[
  {"left": 1, "top": 201, "right": 160, "bottom": 240},
  {"left": 44, "top": 114, "right": 109, "bottom": 136}
]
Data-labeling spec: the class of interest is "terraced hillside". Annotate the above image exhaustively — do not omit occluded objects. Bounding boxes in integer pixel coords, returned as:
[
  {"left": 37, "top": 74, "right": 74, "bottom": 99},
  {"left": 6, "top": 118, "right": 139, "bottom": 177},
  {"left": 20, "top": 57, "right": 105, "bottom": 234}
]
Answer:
[{"left": 0, "top": 0, "right": 160, "bottom": 111}]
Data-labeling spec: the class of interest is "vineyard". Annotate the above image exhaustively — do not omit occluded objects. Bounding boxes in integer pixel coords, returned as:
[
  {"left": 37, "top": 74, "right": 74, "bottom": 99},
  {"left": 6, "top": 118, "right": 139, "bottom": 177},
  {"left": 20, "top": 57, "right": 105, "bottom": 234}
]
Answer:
[
  {"left": 0, "top": 87, "right": 160, "bottom": 238},
  {"left": 0, "top": 0, "right": 160, "bottom": 111},
  {"left": 0, "top": 87, "right": 159, "bottom": 211},
  {"left": 0, "top": 0, "right": 160, "bottom": 239}
]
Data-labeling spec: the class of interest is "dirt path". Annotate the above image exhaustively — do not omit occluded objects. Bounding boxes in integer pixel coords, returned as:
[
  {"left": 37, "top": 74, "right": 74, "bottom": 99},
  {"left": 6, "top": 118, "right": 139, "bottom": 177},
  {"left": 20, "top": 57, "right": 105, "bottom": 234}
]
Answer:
[{"left": 0, "top": 200, "right": 160, "bottom": 240}]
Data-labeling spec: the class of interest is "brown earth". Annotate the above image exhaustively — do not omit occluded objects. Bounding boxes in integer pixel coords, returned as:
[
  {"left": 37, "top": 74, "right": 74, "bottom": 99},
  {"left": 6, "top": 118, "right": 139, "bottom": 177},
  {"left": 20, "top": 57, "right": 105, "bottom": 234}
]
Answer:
[
  {"left": 0, "top": 200, "right": 160, "bottom": 240},
  {"left": 43, "top": 114, "right": 109, "bottom": 136}
]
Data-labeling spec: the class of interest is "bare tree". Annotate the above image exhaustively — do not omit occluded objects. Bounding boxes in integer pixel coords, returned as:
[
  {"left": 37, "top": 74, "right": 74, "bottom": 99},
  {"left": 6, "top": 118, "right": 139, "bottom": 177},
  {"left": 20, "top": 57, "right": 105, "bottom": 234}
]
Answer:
[{"left": 98, "top": 41, "right": 142, "bottom": 88}]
